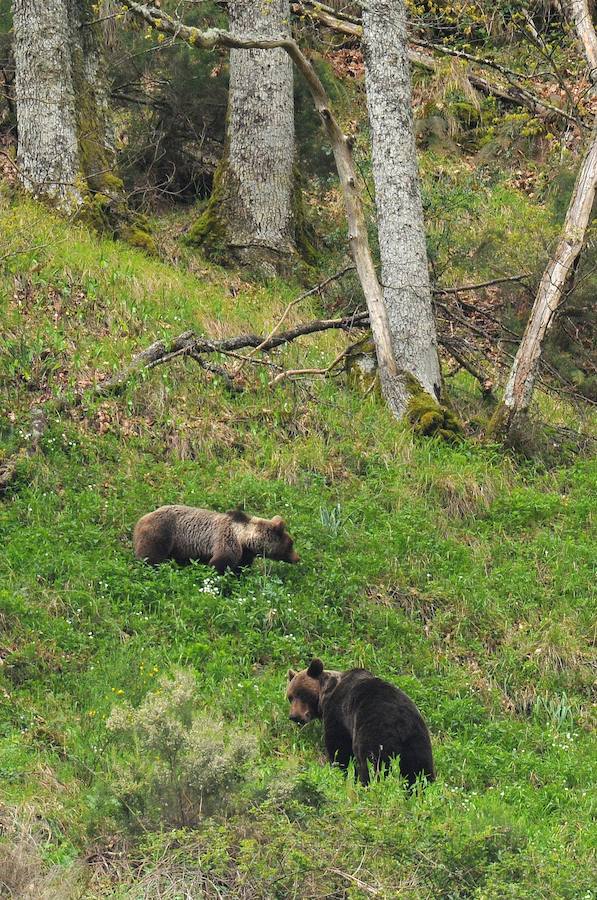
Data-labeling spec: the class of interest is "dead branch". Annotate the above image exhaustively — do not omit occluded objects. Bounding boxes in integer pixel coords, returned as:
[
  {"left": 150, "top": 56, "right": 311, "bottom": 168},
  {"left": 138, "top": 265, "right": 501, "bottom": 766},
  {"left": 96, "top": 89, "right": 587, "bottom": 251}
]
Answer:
[
  {"left": 232, "top": 264, "right": 355, "bottom": 374},
  {"left": 96, "top": 337, "right": 171, "bottom": 394},
  {"left": 269, "top": 341, "right": 356, "bottom": 385}
]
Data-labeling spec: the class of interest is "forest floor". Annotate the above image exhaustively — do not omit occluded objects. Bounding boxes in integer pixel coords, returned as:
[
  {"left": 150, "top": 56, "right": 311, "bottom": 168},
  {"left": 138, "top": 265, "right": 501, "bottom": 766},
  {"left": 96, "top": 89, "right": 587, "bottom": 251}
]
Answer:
[{"left": 0, "top": 193, "right": 595, "bottom": 898}]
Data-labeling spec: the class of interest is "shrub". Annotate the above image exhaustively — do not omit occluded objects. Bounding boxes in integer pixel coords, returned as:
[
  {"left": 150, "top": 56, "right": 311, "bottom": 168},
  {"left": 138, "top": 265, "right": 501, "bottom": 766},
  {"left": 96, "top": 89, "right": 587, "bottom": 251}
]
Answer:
[{"left": 107, "top": 671, "right": 257, "bottom": 829}]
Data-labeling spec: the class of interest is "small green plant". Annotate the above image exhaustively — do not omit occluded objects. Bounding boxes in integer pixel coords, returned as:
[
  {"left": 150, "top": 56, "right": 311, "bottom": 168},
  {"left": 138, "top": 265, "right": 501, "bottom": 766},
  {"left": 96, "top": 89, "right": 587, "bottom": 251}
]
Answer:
[
  {"left": 107, "top": 670, "right": 257, "bottom": 829},
  {"left": 319, "top": 503, "right": 345, "bottom": 535}
]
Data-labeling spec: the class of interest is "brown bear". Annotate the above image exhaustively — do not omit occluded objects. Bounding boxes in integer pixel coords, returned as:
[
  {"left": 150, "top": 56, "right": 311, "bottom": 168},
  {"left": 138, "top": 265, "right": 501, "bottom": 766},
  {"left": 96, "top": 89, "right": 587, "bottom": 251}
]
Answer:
[
  {"left": 287, "top": 659, "right": 435, "bottom": 787},
  {"left": 133, "top": 506, "right": 300, "bottom": 574}
]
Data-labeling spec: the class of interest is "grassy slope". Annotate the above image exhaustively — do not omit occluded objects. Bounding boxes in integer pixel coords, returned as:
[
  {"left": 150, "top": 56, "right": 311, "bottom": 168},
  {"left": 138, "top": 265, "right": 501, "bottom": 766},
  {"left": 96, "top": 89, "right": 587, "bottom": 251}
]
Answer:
[{"left": 0, "top": 195, "right": 595, "bottom": 898}]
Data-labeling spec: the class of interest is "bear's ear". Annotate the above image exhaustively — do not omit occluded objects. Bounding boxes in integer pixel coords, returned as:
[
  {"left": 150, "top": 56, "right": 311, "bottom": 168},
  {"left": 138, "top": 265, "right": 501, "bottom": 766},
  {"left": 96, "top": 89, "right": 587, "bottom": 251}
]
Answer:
[
  {"left": 271, "top": 515, "right": 286, "bottom": 532},
  {"left": 287, "top": 668, "right": 297, "bottom": 681},
  {"left": 307, "top": 658, "right": 324, "bottom": 678}
]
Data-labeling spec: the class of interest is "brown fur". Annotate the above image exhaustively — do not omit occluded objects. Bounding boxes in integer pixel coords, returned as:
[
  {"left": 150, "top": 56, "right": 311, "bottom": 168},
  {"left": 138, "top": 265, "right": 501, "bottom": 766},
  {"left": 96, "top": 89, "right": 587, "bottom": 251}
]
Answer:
[
  {"left": 133, "top": 505, "right": 300, "bottom": 574},
  {"left": 287, "top": 659, "right": 435, "bottom": 787}
]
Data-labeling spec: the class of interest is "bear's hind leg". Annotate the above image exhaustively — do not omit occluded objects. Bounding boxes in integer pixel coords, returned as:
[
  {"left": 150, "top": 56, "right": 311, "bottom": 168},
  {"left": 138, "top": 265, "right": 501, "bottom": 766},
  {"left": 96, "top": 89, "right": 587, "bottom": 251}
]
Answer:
[{"left": 134, "top": 520, "right": 174, "bottom": 565}]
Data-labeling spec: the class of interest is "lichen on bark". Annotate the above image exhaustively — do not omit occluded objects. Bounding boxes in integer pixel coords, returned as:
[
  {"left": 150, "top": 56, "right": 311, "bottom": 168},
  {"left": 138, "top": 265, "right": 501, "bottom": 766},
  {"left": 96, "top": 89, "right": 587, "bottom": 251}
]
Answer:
[
  {"left": 13, "top": 0, "right": 154, "bottom": 250},
  {"left": 188, "top": 0, "right": 298, "bottom": 272}
]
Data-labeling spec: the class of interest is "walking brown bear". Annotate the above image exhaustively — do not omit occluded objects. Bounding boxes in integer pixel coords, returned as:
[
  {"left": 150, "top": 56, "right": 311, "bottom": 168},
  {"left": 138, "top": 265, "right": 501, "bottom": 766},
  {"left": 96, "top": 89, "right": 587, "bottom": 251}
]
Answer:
[
  {"left": 287, "top": 659, "right": 435, "bottom": 787},
  {"left": 133, "top": 505, "right": 300, "bottom": 574}
]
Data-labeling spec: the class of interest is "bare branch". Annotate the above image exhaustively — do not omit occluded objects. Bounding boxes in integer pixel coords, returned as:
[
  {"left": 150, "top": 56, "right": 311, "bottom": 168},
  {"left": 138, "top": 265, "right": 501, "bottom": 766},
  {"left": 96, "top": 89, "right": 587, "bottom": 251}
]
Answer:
[{"left": 232, "top": 264, "right": 355, "bottom": 374}]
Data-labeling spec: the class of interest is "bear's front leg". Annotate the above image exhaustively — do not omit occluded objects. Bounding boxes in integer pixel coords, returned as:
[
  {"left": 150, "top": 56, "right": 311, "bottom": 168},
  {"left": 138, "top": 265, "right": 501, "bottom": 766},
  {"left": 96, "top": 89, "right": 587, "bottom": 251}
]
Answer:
[
  {"left": 209, "top": 531, "right": 243, "bottom": 575},
  {"left": 323, "top": 713, "right": 353, "bottom": 773}
]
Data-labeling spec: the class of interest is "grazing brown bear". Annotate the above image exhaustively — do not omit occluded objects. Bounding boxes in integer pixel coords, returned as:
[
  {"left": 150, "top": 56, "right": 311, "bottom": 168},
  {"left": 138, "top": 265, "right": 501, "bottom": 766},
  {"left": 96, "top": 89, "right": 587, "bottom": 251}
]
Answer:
[
  {"left": 133, "top": 506, "right": 300, "bottom": 574},
  {"left": 287, "top": 659, "right": 435, "bottom": 787}
]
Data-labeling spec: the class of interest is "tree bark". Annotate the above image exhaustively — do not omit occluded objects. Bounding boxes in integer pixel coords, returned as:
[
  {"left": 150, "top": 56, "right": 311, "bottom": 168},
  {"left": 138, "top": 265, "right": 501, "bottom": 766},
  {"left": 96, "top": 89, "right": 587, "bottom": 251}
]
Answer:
[
  {"left": 13, "top": 0, "right": 82, "bottom": 210},
  {"left": 13, "top": 0, "right": 125, "bottom": 213},
  {"left": 362, "top": 0, "right": 442, "bottom": 411},
  {"left": 193, "top": 0, "right": 296, "bottom": 268},
  {"left": 570, "top": 0, "right": 597, "bottom": 84}
]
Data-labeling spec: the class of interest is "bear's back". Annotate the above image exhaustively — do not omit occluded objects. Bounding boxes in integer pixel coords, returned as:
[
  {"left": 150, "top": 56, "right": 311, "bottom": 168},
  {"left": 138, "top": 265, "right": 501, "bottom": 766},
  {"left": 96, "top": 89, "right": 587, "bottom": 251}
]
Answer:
[
  {"left": 331, "top": 670, "right": 432, "bottom": 748},
  {"left": 164, "top": 506, "right": 228, "bottom": 560}
]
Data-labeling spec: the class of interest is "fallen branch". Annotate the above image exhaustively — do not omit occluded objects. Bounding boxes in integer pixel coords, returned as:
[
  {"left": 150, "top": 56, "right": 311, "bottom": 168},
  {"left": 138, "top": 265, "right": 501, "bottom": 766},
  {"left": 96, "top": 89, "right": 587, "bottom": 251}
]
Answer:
[
  {"left": 269, "top": 341, "right": 356, "bottom": 385},
  {"left": 232, "top": 264, "right": 355, "bottom": 374},
  {"left": 98, "top": 312, "right": 370, "bottom": 393}
]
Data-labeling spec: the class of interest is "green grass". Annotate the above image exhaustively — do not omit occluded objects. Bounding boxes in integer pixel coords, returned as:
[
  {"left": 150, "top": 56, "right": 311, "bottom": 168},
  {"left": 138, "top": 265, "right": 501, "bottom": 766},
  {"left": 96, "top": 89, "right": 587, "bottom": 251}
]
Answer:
[{"left": 0, "top": 193, "right": 595, "bottom": 898}]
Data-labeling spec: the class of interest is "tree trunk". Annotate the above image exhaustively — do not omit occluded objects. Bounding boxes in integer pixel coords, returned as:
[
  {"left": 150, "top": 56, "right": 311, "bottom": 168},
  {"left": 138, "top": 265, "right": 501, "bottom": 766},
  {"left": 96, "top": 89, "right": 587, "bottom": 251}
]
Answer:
[
  {"left": 570, "top": 0, "right": 597, "bottom": 83},
  {"left": 69, "top": 0, "right": 119, "bottom": 195},
  {"left": 492, "top": 120, "right": 597, "bottom": 433},
  {"left": 490, "top": 1, "right": 597, "bottom": 436},
  {"left": 13, "top": 0, "right": 82, "bottom": 210},
  {"left": 13, "top": 0, "right": 130, "bottom": 222},
  {"left": 362, "top": 0, "right": 442, "bottom": 412},
  {"left": 192, "top": 0, "right": 296, "bottom": 269}
]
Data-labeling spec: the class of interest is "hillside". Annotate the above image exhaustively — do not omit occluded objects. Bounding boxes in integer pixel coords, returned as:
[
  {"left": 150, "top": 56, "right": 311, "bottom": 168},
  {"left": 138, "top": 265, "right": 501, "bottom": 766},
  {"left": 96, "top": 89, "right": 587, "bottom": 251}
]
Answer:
[{"left": 0, "top": 192, "right": 595, "bottom": 898}]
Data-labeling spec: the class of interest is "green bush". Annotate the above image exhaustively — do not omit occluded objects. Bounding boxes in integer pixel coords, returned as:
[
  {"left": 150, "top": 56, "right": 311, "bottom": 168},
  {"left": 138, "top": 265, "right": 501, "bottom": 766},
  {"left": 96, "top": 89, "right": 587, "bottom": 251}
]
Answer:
[{"left": 106, "top": 671, "right": 257, "bottom": 829}]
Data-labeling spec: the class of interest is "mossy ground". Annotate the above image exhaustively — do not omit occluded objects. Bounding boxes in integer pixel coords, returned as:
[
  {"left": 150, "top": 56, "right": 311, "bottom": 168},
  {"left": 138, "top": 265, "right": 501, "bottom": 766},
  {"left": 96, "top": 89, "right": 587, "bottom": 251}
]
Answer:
[{"left": 0, "top": 194, "right": 595, "bottom": 898}]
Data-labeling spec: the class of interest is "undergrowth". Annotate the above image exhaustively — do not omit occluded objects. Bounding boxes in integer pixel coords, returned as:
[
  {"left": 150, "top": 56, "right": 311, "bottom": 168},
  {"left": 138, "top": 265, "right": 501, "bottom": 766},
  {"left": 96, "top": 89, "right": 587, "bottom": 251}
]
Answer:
[{"left": 0, "top": 194, "right": 595, "bottom": 898}]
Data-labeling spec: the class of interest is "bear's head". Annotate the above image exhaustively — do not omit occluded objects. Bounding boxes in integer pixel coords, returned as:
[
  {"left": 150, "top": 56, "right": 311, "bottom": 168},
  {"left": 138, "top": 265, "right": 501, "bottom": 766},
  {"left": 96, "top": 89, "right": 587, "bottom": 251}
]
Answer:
[
  {"left": 286, "top": 658, "right": 341, "bottom": 725},
  {"left": 259, "top": 515, "right": 300, "bottom": 564}
]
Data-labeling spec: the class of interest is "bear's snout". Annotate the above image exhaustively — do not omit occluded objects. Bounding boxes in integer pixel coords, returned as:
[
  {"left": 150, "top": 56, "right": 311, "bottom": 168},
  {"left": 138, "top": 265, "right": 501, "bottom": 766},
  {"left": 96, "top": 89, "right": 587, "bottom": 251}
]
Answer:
[
  {"left": 289, "top": 697, "right": 313, "bottom": 724},
  {"left": 289, "top": 550, "right": 300, "bottom": 563},
  {"left": 289, "top": 713, "right": 308, "bottom": 725}
]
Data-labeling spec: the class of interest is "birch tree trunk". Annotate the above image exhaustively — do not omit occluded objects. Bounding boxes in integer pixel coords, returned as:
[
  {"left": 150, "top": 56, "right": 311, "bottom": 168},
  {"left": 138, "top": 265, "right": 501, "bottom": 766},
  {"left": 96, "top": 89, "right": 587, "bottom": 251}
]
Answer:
[
  {"left": 191, "top": 0, "right": 296, "bottom": 268},
  {"left": 490, "top": 1, "right": 597, "bottom": 436},
  {"left": 492, "top": 120, "right": 597, "bottom": 433},
  {"left": 362, "top": 0, "right": 442, "bottom": 411},
  {"left": 13, "top": 0, "right": 82, "bottom": 210}
]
